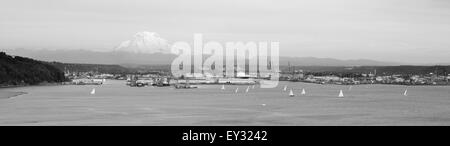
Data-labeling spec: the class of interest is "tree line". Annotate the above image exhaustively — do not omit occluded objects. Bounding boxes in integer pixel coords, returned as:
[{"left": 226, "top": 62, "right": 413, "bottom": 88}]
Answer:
[{"left": 0, "top": 52, "right": 66, "bottom": 86}]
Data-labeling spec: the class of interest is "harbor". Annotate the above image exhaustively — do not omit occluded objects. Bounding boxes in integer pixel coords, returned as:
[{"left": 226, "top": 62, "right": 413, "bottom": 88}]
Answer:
[{"left": 1, "top": 80, "right": 449, "bottom": 125}]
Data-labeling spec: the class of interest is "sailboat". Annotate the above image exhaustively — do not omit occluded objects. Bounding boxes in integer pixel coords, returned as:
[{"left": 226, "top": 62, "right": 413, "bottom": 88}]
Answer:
[
  {"left": 245, "top": 86, "right": 250, "bottom": 93},
  {"left": 283, "top": 85, "right": 287, "bottom": 91},
  {"left": 403, "top": 89, "right": 408, "bottom": 96},
  {"left": 235, "top": 87, "right": 239, "bottom": 93},
  {"left": 349, "top": 86, "right": 353, "bottom": 91},
  {"left": 289, "top": 89, "right": 295, "bottom": 97},
  {"left": 338, "top": 90, "right": 344, "bottom": 98},
  {"left": 90, "top": 88, "right": 96, "bottom": 95},
  {"left": 301, "top": 88, "right": 306, "bottom": 95},
  {"left": 252, "top": 85, "right": 255, "bottom": 89},
  {"left": 221, "top": 85, "right": 225, "bottom": 90}
]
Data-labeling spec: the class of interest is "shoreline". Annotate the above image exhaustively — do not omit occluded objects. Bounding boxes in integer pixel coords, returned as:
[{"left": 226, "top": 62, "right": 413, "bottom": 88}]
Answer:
[
  {"left": 0, "top": 82, "right": 69, "bottom": 89},
  {"left": 288, "top": 81, "right": 450, "bottom": 87},
  {"left": 0, "top": 91, "right": 27, "bottom": 99}
]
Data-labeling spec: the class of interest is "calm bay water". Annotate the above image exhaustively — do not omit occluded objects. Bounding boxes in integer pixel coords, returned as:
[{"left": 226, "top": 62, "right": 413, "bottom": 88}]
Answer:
[{"left": 1, "top": 80, "right": 449, "bottom": 125}]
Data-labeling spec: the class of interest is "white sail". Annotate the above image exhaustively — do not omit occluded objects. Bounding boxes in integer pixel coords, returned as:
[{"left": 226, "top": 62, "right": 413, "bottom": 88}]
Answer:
[
  {"left": 403, "top": 89, "right": 408, "bottom": 96},
  {"left": 252, "top": 85, "right": 255, "bottom": 89},
  {"left": 235, "top": 88, "right": 239, "bottom": 93},
  {"left": 289, "top": 89, "right": 295, "bottom": 97},
  {"left": 90, "top": 88, "right": 96, "bottom": 95},
  {"left": 301, "top": 88, "right": 306, "bottom": 95},
  {"left": 221, "top": 85, "right": 225, "bottom": 90},
  {"left": 245, "top": 86, "right": 250, "bottom": 93},
  {"left": 349, "top": 86, "right": 353, "bottom": 91},
  {"left": 338, "top": 90, "right": 344, "bottom": 97},
  {"left": 283, "top": 85, "right": 287, "bottom": 91}
]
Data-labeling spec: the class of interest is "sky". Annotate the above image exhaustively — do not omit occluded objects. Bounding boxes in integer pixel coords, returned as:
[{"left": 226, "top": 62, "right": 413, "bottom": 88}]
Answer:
[{"left": 1, "top": 0, "right": 450, "bottom": 64}]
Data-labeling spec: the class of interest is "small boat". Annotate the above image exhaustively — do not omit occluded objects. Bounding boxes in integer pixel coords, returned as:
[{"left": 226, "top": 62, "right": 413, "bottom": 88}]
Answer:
[
  {"left": 301, "top": 88, "right": 306, "bottom": 95},
  {"left": 283, "top": 85, "right": 287, "bottom": 91},
  {"left": 174, "top": 84, "right": 197, "bottom": 89},
  {"left": 221, "top": 85, "right": 225, "bottom": 90},
  {"left": 338, "top": 90, "right": 344, "bottom": 98},
  {"left": 90, "top": 88, "right": 96, "bottom": 95},
  {"left": 235, "top": 88, "right": 239, "bottom": 93},
  {"left": 403, "top": 89, "right": 408, "bottom": 96},
  {"left": 175, "top": 78, "right": 197, "bottom": 89},
  {"left": 289, "top": 89, "right": 295, "bottom": 97},
  {"left": 245, "top": 86, "right": 250, "bottom": 93},
  {"left": 252, "top": 85, "right": 255, "bottom": 89}
]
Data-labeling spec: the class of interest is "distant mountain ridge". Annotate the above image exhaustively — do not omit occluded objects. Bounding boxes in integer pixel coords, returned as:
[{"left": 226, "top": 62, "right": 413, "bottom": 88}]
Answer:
[
  {"left": 279, "top": 56, "right": 400, "bottom": 66},
  {"left": 3, "top": 48, "right": 400, "bottom": 66}
]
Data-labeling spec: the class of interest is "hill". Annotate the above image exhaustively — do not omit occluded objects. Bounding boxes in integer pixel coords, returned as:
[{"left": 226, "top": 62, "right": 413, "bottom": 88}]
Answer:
[
  {"left": 4, "top": 48, "right": 399, "bottom": 66},
  {"left": 284, "top": 66, "right": 450, "bottom": 76},
  {"left": 0, "top": 52, "right": 66, "bottom": 86},
  {"left": 50, "top": 62, "right": 130, "bottom": 74}
]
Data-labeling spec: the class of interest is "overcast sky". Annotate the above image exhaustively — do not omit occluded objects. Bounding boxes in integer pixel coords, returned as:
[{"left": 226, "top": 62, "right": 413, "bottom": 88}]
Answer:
[{"left": 1, "top": 0, "right": 449, "bottom": 63}]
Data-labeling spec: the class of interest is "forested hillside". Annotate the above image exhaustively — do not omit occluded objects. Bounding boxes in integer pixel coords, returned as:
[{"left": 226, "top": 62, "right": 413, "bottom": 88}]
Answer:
[{"left": 0, "top": 52, "right": 66, "bottom": 86}]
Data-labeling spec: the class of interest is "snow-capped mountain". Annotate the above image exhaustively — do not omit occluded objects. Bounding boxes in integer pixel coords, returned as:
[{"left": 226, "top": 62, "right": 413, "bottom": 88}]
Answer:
[{"left": 114, "top": 31, "right": 171, "bottom": 54}]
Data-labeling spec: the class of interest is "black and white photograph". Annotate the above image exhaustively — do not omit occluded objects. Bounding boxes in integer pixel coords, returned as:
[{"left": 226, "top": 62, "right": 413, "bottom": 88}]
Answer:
[{"left": 1, "top": 0, "right": 450, "bottom": 131}]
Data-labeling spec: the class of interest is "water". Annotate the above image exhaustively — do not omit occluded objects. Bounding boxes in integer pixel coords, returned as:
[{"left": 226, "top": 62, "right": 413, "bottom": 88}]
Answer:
[{"left": 0, "top": 80, "right": 449, "bottom": 125}]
